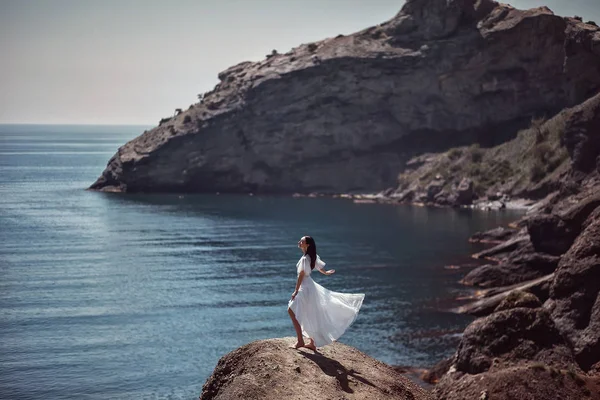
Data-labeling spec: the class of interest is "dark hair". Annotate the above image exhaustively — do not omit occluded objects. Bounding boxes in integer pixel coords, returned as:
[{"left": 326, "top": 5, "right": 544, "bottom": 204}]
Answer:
[{"left": 305, "top": 236, "right": 317, "bottom": 269}]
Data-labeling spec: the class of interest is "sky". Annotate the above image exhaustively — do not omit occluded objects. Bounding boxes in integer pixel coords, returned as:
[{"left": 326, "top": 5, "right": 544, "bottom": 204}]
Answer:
[{"left": 1, "top": 0, "right": 598, "bottom": 125}]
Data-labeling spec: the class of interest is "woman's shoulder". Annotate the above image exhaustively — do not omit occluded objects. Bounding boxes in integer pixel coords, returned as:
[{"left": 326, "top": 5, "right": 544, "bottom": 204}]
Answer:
[{"left": 296, "top": 255, "right": 308, "bottom": 272}]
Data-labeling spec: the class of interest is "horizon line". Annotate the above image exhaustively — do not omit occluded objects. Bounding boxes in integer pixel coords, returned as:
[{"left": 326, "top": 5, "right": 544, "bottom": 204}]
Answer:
[{"left": 0, "top": 122, "right": 155, "bottom": 127}]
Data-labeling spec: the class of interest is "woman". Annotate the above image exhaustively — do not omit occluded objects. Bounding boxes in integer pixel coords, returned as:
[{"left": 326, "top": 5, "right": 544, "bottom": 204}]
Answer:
[{"left": 287, "top": 236, "right": 365, "bottom": 350}]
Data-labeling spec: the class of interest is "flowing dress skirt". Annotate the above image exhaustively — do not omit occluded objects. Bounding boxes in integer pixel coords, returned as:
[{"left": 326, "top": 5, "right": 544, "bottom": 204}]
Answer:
[{"left": 288, "top": 276, "right": 364, "bottom": 347}]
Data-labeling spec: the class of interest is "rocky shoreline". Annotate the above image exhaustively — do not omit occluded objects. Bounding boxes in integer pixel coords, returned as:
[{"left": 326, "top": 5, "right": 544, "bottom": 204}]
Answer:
[
  {"left": 315, "top": 192, "right": 537, "bottom": 211},
  {"left": 416, "top": 92, "right": 600, "bottom": 399},
  {"left": 425, "top": 183, "right": 600, "bottom": 396}
]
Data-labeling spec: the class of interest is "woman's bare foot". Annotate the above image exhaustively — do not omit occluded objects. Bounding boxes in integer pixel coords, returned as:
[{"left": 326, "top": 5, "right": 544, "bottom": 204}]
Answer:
[
  {"left": 305, "top": 338, "right": 317, "bottom": 351},
  {"left": 293, "top": 340, "right": 305, "bottom": 349}
]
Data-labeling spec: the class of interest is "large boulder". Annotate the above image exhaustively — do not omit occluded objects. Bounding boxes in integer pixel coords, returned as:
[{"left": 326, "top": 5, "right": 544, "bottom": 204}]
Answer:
[
  {"left": 495, "top": 290, "right": 542, "bottom": 312},
  {"left": 450, "top": 177, "right": 474, "bottom": 206},
  {"left": 527, "top": 193, "right": 600, "bottom": 255},
  {"left": 454, "top": 307, "right": 575, "bottom": 374},
  {"left": 433, "top": 304, "right": 591, "bottom": 400},
  {"left": 546, "top": 205, "right": 600, "bottom": 371},
  {"left": 527, "top": 213, "right": 575, "bottom": 255},
  {"left": 434, "top": 365, "right": 597, "bottom": 400},
  {"left": 386, "top": 0, "right": 496, "bottom": 41},
  {"left": 199, "top": 338, "right": 432, "bottom": 400}
]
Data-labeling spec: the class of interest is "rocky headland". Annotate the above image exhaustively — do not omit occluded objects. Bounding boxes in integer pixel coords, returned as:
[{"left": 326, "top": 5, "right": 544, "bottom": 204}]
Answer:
[
  {"left": 91, "top": 0, "right": 599, "bottom": 201},
  {"left": 88, "top": 0, "right": 600, "bottom": 398}
]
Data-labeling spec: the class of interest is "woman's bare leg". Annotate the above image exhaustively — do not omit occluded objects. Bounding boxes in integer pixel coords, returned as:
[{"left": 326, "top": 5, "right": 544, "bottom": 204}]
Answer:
[
  {"left": 287, "top": 307, "right": 304, "bottom": 348},
  {"left": 305, "top": 337, "right": 316, "bottom": 351}
]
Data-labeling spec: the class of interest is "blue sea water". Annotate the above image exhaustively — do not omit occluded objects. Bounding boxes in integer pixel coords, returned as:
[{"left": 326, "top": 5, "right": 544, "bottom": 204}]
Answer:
[{"left": 0, "top": 124, "right": 523, "bottom": 399}]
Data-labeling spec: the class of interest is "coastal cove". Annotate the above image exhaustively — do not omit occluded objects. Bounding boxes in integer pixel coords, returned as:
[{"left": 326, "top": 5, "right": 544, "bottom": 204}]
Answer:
[
  {"left": 3, "top": 0, "right": 600, "bottom": 397},
  {"left": 0, "top": 125, "right": 525, "bottom": 399}
]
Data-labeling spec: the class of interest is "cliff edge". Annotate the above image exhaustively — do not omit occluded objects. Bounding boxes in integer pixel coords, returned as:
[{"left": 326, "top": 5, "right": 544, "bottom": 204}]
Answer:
[{"left": 199, "top": 337, "right": 432, "bottom": 400}]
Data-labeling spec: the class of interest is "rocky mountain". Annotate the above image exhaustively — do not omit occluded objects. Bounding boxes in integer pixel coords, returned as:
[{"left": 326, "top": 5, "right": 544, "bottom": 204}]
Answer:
[{"left": 90, "top": 0, "right": 600, "bottom": 195}]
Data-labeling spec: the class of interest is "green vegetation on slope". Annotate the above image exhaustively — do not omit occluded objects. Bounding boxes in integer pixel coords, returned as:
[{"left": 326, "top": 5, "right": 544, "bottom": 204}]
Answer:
[{"left": 397, "top": 111, "right": 570, "bottom": 199}]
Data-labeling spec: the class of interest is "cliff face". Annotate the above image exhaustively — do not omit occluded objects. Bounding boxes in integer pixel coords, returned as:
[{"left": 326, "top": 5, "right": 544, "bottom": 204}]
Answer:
[
  {"left": 91, "top": 0, "right": 600, "bottom": 194},
  {"left": 429, "top": 92, "right": 600, "bottom": 399},
  {"left": 199, "top": 337, "right": 432, "bottom": 400}
]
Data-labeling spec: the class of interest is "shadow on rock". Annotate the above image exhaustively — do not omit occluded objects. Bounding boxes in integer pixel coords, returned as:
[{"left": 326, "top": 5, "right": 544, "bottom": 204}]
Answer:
[{"left": 299, "top": 350, "right": 377, "bottom": 393}]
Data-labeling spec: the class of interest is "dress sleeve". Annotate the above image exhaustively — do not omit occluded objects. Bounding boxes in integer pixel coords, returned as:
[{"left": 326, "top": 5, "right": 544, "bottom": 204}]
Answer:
[
  {"left": 296, "top": 257, "right": 304, "bottom": 275},
  {"left": 315, "top": 255, "right": 326, "bottom": 271},
  {"left": 302, "top": 256, "right": 311, "bottom": 274}
]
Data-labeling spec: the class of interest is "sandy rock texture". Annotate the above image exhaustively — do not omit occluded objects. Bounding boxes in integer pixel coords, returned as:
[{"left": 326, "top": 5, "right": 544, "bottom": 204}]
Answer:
[{"left": 199, "top": 337, "right": 432, "bottom": 400}]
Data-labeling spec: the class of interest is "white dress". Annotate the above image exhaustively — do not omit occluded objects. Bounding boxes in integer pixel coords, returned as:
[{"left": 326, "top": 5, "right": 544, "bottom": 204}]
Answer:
[{"left": 288, "top": 254, "right": 365, "bottom": 347}]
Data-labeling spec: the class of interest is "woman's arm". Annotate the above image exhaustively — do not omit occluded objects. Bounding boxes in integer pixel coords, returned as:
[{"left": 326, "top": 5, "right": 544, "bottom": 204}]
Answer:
[
  {"left": 315, "top": 256, "right": 333, "bottom": 275},
  {"left": 318, "top": 269, "right": 335, "bottom": 276},
  {"left": 291, "top": 270, "right": 305, "bottom": 300}
]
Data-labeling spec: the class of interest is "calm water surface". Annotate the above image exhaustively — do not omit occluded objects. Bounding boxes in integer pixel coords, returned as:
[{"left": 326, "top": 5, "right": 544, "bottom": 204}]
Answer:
[{"left": 0, "top": 125, "right": 523, "bottom": 399}]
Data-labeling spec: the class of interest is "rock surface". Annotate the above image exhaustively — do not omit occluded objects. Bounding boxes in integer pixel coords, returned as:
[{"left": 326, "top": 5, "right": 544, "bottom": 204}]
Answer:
[
  {"left": 199, "top": 337, "right": 432, "bottom": 400},
  {"left": 432, "top": 90, "right": 600, "bottom": 398},
  {"left": 455, "top": 274, "right": 554, "bottom": 316},
  {"left": 562, "top": 71, "right": 600, "bottom": 173},
  {"left": 434, "top": 365, "right": 599, "bottom": 400},
  {"left": 461, "top": 252, "right": 559, "bottom": 287},
  {"left": 439, "top": 185, "right": 600, "bottom": 398},
  {"left": 469, "top": 226, "right": 517, "bottom": 244},
  {"left": 90, "top": 0, "right": 600, "bottom": 195},
  {"left": 528, "top": 192, "right": 600, "bottom": 255},
  {"left": 494, "top": 290, "right": 543, "bottom": 312},
  {"left": 546, "top": 205, "right": 600, "bottom": 371},
  {"left": 434, "top": 294, "right": 600, "bottom": 400},
  {"left": 455, "top": 306, "right": 575, "bottom": 374}
]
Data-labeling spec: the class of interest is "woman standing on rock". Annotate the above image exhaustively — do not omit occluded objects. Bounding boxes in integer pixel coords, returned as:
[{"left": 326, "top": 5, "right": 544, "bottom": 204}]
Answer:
[{"left": 288, "top": 236, "right": 364, "bottom": 350}]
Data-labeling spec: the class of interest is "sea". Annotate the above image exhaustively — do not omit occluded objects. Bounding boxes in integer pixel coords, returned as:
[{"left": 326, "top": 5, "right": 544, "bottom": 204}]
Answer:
[{"left": 0, "top": 124, "right": 523, "bottom": 399}]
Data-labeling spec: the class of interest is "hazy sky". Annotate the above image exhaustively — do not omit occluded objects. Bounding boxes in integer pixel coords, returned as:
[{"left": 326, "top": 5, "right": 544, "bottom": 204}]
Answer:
[{"left": 1, "top": 0, "right": 598, "bottom": 125}]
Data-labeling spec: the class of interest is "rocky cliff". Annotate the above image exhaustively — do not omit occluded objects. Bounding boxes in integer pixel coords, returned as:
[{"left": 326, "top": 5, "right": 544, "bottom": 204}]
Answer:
[
  {"left": 429, "top": 197, "right": 600, "bottom": 400},
  {"left": 90, "top": 0, "right": 600, "bottom": 194},
  {"left": 427, "top": 92, "right": 600, "bottom": 399},
  {"left": 199, "top": 337, "right": 432, "bottom": 400}
]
